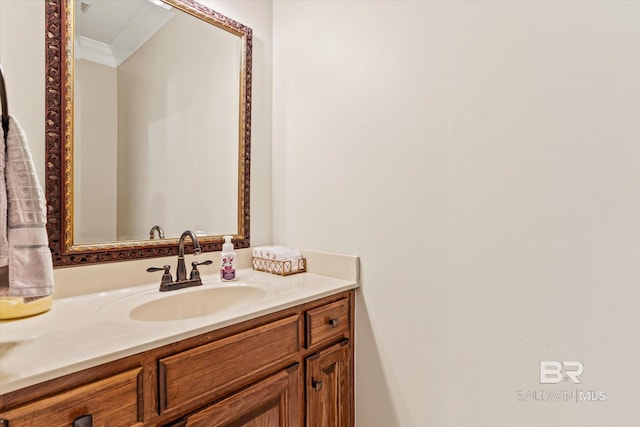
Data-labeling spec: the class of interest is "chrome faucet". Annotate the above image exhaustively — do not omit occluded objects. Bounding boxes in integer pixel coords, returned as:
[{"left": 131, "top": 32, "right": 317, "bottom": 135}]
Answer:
[
  {"left": 147, "top": 230, "right": 212, "bottom": 291},
  {"left": 176, "top": 230, "right": 201, "bottom": 282},
  {"left": 149, "top": 225, "right": 165, "bottom": 239}
]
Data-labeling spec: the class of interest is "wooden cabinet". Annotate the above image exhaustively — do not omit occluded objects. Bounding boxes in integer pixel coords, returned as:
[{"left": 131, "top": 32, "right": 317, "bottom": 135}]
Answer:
[
  {"left": 0, "top": 290, "right": 354, "bottom": 427},
  {"left": 306, "top": 341, "right": 351, "bottom": 427},
  {"left": 304, "top": 297, "right": 352, "bottom": 427}
]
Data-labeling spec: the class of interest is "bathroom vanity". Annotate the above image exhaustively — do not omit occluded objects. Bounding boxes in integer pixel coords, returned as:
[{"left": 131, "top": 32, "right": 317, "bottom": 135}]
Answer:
[
  {"left": 0, "top": 268, "right": 357, "bottom": 426},
  {"left": 0, "top": 1, "right": 359, "bottom": 424}
]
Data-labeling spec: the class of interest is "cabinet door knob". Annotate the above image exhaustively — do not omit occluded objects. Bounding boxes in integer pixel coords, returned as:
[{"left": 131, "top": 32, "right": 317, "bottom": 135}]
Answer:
[
  {"left": 72, "top": 414, "right": 92, "bottom": 427},
  {"left": 328, "top": 318, "right": 339, "bottom": 328},
  {"left": 312, "top": 379, "right": 323, "bottom": 391}
]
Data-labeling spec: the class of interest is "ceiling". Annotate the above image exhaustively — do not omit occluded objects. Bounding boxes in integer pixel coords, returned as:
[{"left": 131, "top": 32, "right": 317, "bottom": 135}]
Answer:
[{"left": 75, "top": 0, "right": 175, "bottom": 68}]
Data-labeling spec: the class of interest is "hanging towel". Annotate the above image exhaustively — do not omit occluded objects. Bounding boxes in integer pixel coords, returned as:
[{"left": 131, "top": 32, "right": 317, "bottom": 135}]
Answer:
[{"left": 0, "top": 115, "right": 54, "bottom": 299}]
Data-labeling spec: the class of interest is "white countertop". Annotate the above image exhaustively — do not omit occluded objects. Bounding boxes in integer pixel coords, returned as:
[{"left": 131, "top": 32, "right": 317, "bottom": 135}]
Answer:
[{"left": 0, "top": 269, "right": 358, "bottom": 395}]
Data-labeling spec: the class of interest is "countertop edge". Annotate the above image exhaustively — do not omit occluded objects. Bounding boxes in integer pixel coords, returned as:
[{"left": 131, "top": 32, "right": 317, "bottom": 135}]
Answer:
[{"left": 0, "top": 273, "right": 358, "bottom": 396}]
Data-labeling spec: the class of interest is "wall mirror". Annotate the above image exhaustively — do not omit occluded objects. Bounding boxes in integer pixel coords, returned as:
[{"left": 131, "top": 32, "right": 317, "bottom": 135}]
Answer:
[{"left": 45, "top": 0, "right": 252, "bottom": 266}]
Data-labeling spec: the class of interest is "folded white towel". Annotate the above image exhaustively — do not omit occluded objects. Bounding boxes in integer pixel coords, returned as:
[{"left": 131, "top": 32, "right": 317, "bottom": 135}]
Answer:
[
  {"left": 252, "top": 246, "right": 302, "bottom": 260},
  {"left": 267, "top": 247, "right": 302, "bottom": 272},
  {"left": 271, "top": 248, "right": 302, "bottom": 261},
  {"left": 252, "top": 245, "right": 285, "bottom": 259},
  {"left": 252, "top": 247, "right": 263, "bottom": 258},
  {"left": 252, "top": 246, "right": 282, "bottom": 258},
  {"left": 264, "top": 246, "right": 286, "bottom": 259}
]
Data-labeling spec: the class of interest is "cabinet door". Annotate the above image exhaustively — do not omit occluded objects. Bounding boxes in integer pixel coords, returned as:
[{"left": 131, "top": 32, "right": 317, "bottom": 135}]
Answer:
[
  {"left": 306, "top": 340, "right": 351, "bottom": 427},
  {"left": 172, "top": 364, "right": 301, "bottom": 427}
]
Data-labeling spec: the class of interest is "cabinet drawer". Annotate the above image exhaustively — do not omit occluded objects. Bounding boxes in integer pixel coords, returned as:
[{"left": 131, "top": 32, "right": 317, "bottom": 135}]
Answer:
[
  {"left": 158, "top": 315, "right": 299, "bottom": 414},
  {"left": 305, "top": 298, "right": 349, "bottom": 348},
  {"left": 0, "top": 367, "right": 143, "bottom": 427}
]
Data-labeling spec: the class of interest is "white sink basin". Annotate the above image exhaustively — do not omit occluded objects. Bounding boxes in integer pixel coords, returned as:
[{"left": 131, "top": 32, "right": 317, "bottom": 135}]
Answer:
[
  {"left": 130, "top": 286, "right": 267, "bottom": 321},
  {"left": 100, "top": 284, "right": 268, "bottom": 322}
]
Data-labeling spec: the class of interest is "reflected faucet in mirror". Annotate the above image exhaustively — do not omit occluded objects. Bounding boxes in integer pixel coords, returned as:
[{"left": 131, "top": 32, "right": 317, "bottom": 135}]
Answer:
[
  {"left": 149, "top": 225, "right": 165, "bottom": 239},
  {"left": 147, "top": 230, "right": 212, "bottom": 292}
]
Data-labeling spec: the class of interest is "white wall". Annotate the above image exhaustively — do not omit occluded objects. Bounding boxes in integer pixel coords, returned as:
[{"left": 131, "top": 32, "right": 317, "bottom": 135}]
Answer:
[
  {"left": 200, "top": 0, "right": 274, "bottom": 247},
  {"left": 116, "top": 10, "right": 239, "bottom": 240},
  {"left": 273, "top": 1, "right": 640, "bottom": 426},
  {"left": 74, "top": 59, "right": 118, "bottom": 243},
  {"left": 0, "top": 0, "right": 45, "bottom": 187}
]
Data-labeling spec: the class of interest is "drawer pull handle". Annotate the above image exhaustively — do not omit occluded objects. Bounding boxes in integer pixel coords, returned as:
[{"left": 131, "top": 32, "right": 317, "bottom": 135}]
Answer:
[
  {"left": 312, "top": 379, "right": 323, "bottom": 391},
  {"left": 72, "top": 414, "right": 92, "bottom": 427},
  {"left": 328, "top": 318, "right": 339, "bottom": 328}
]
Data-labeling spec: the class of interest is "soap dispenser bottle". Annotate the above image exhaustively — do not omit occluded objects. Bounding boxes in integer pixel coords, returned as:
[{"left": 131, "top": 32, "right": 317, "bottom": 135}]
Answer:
[{"left": 220, "top": 235, "right": 237, "bottom": 281}]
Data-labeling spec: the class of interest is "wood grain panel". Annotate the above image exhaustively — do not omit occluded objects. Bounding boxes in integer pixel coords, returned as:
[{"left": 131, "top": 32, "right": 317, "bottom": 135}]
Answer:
[
  {"left": 306, "top": 341, "right": 350, "bottom": 427},
  {"left": 305, "top": 298, "right": 349, "bottom": 349},
  {"left": 0, "top": 367, "right": 143, "bottom": 427},
  {"left": 159, "top": 315, "right": 299, "bottom": 414},
  {"left": 179, "top": 364, "right": 300, "bottom": 427}
]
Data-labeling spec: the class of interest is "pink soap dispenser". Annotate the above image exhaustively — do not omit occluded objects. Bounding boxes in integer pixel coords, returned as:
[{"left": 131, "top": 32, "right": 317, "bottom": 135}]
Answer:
[{"left": 220, "top": 235, "right": 237, "bottom": 281}]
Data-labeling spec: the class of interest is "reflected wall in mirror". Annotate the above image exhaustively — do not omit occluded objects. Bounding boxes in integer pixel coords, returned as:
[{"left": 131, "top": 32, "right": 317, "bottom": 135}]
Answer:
[{"left": 45, "top": 0, "right": 252, "bottom": 266}]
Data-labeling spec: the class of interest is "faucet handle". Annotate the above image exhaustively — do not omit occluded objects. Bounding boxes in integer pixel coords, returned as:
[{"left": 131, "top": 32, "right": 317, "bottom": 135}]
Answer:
[
  {"left": 147, "top": 265, "right": 173, "bottom": 285},
  {"left": 190, "top": 260, "right": 213, "bottom": 280}
]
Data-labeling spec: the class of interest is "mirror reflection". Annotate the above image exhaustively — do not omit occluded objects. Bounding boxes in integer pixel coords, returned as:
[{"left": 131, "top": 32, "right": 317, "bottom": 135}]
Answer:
[
  {"left": 73, "top": 0, "right": 240, "bottom": 243},
  {"left": 45, "top": 0, "right": 252, "bottom": 266}
]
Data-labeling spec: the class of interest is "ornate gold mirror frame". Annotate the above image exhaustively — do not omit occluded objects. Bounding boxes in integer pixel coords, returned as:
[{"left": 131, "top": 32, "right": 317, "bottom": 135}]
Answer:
[{"left": 45, "top": 0, "right": 252, "bottom": 266}]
